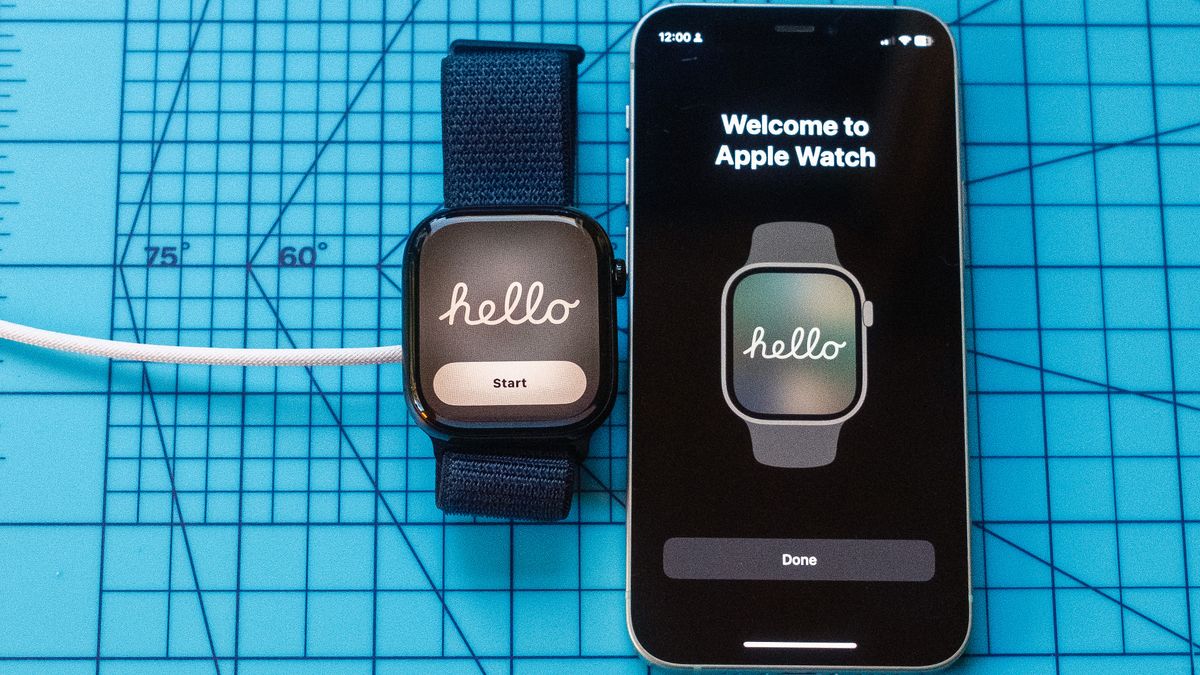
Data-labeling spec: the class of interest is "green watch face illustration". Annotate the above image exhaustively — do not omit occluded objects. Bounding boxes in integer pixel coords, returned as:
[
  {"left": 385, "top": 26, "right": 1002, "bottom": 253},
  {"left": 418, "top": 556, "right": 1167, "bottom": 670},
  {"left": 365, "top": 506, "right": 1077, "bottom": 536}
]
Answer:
[{"left": 726, "top": 268, "right": 863, "bottom": 420}]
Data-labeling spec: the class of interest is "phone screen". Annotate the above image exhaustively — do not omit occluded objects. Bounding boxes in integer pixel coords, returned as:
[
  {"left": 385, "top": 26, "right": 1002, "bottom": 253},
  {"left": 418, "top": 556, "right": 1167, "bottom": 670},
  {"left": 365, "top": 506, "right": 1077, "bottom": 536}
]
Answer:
[{"left": 628, "top": 6, "right": 969, "bottom": 669}]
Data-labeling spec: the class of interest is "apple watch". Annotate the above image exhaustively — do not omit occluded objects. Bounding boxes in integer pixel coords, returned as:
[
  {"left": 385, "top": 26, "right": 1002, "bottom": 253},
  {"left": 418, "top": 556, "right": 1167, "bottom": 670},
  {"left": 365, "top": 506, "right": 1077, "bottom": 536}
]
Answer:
[
  {"left": 720, "top": 221, "right": 873, "bottom": 468},
  {"left": 402, "top": 41, "right": 624, "bottom": 521}
]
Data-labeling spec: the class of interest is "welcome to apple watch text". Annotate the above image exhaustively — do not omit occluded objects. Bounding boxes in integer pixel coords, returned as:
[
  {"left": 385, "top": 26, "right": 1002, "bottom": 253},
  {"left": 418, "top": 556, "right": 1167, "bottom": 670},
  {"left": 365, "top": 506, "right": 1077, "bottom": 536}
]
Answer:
[{"left": 715, "top": 113, "right": 877, "bottom": 171}]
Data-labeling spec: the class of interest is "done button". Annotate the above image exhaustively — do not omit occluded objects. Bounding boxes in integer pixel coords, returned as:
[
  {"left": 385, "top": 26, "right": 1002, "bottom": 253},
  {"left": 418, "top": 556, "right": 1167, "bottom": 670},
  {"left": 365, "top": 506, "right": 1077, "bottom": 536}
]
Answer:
[
  {"left": 663, "top": 537, "right": 935, "bottom": 582},
  {"left": 433, "top": 360, "right": 587, "bottom": 406}
]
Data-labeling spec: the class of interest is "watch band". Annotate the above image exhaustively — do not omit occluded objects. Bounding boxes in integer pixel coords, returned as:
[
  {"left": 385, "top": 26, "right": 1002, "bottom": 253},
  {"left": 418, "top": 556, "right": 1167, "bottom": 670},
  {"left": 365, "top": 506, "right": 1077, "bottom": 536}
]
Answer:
[
  {"left": 441, "top": 40, "right": 583, "bottom": 209},
  {"left": 435, "top": 40, "right": 587, "bottom": 520},
  {"left": 744, "top": 221, "right": 845, "bottom": 469},
  {"left": 436, "top": 446, "right": 577, "bottom": 521}
]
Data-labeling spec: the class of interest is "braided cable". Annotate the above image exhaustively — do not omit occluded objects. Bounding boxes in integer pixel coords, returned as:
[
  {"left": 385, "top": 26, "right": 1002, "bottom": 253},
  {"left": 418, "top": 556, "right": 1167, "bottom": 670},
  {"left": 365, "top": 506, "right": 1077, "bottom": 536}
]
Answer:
[{"left": 0, "top": 319, "right": 403, "bottom": 367}]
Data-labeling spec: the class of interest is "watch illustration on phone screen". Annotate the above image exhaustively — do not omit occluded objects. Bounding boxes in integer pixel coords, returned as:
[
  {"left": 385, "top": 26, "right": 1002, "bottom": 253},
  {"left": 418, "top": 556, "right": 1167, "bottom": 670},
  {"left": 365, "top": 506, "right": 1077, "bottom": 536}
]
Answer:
[
  {"left": 402, "top": 41, "right": 625, "bottom": 521},
  {"left": 721, "top": 221, "right": 873, "bottom": 468}
]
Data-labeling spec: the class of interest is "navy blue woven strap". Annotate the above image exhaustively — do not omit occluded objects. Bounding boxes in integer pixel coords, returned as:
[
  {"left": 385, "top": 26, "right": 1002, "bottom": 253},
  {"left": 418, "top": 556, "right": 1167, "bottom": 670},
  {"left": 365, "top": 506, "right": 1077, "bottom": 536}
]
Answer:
[
  {"left": 437, "top": 449, "right": 577, "bottom": 521},
  {"left": 434, "top": 40, "right": 585, "bottom": 522},
  {"left": 440, "top": 40, "right": 582, "bottom": 209}
]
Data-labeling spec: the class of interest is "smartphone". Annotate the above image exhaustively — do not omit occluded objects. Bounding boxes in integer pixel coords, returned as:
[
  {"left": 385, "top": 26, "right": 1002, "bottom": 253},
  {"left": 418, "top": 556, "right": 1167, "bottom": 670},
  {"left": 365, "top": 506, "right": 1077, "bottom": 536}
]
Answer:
[{"left": 626, "top": 5, "right": 968, "bottom": 670}]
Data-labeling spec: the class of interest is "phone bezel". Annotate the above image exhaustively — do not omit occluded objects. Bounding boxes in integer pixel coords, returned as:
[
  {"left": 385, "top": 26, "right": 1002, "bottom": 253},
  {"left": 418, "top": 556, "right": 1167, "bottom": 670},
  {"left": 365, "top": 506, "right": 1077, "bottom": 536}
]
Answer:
[{"left": 624, "top": 4, "right": 972, "bottom": 670}]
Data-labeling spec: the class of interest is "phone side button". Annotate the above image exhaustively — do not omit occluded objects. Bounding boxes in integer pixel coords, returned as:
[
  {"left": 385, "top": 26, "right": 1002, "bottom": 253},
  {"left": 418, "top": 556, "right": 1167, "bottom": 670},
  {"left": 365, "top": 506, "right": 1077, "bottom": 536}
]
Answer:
[
  {"left": 624, "top": 225, "right": 631, "bottom": 275},
  {"left": 624, "top": 157, "right": 631, "bottom": 207}
]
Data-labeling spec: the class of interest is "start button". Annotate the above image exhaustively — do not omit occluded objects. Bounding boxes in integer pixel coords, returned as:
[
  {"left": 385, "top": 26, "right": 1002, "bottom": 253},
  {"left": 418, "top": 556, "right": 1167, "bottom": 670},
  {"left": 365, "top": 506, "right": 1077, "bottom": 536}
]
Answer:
[{"left": 432, "top": 360, "right": 587, "bottom": 406}]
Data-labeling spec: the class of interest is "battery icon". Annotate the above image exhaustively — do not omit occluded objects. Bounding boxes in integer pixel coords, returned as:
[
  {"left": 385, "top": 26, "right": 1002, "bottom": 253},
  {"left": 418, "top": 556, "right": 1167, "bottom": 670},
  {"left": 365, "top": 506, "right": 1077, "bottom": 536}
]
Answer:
[{"left": 914, "top": 35, "right": 934, "bottom": 47}]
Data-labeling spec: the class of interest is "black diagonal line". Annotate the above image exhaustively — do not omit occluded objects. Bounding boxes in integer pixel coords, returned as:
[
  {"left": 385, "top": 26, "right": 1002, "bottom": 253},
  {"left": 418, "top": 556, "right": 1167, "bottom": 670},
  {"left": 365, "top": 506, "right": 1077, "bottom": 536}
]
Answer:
[
  {"left": 247, "top": 0, "right": 423, "bottom": 264},
  {"left": 116, "top": 0, "right": 214, "bottom": 266},
  {"left": 592, "top": 202, "right": 625, "bottom": 222},
  {"left": 949, "top": 0, "right": 1006, "bottom": 25},
  {"left": 970, "top": 349, "right": 1200, "bottom": 414},
  {"left": 115, "top": 264, "right": 220, "bottom": 673},
  {"left": 976, "top": 523, "right": 1200, "bottom": 652},
  {"left": 115, "top": 267, "right": 147, "bottom": 349},
  {"left": 377, "top": 232, "right": 412, "bottom": 266},
  {"left": 966, "top": 119, "right": 1200, "bottom": 186},
  {"left": 378, "top": 267, "right": 403, "bottom": 294},
  {"left": 142, "top": 368, "right": 223, "bottom": 674},
  {"left": 580, "top": 463, "right": 626, "bottom": 509},
  {"left": 246, "top": 270, "right": 485, "bottom": 675}
]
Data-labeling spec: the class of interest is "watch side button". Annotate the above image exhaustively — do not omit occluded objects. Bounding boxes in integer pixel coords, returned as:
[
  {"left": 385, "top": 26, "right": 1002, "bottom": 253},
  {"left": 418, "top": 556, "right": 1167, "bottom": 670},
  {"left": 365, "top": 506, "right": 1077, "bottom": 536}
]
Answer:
[
  {"left": 613, "top": 258, "right": 628, "bottom": 297},
  {"left": 863, "top": 300, "right": 874, "bottom": 328}
]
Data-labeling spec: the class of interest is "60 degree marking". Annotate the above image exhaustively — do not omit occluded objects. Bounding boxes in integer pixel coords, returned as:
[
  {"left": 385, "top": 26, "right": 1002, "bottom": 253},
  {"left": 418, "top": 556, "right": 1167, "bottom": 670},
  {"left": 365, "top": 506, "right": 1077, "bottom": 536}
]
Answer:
[{"left": 278, "top": 242, "right": 327, "bottom": 267}]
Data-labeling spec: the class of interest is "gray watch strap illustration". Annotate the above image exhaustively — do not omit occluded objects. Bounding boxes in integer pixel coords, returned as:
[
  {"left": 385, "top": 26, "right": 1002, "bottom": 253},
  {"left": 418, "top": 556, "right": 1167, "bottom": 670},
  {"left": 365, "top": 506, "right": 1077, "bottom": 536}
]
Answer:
[
  {"left": 747, "top": 420, "right": 842, "bottom": 469},
  {"left": 744, "top": 221, "right": 846, "bottom": 469},
  {"left": 747, "top": 220, "right": 841, "bottom": 267}
]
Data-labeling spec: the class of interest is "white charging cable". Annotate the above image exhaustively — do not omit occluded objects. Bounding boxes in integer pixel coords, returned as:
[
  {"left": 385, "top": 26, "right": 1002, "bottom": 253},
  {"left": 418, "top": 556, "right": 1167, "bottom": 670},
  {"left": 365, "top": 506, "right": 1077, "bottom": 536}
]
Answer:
[{"left": 0, "top": 319, "right": 403, "bottom": 367}]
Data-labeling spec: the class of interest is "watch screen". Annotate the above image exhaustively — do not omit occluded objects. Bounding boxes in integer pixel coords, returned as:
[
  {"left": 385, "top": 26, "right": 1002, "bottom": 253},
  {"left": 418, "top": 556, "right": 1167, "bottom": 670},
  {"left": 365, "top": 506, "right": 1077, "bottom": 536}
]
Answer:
[
  {"left": 412, "top": 214, "right": 601, "bottom": 425},
  {"left": 727, "top": 268, "right": 862, "bottom": 420}
]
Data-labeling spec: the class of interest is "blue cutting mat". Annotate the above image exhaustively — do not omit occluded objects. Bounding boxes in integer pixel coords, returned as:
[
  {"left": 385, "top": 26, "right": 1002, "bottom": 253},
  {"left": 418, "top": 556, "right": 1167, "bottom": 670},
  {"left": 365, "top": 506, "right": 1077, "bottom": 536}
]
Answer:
[{"left": 0, "top": 0, "right": 1197, "bottom": 673}]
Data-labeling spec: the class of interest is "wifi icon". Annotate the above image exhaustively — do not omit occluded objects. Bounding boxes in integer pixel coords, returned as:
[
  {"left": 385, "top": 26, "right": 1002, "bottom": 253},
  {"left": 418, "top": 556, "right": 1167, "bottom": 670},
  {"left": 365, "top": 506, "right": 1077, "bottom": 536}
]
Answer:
[{"left": 898, "top": 35, "right": 912, "bottom": 46}]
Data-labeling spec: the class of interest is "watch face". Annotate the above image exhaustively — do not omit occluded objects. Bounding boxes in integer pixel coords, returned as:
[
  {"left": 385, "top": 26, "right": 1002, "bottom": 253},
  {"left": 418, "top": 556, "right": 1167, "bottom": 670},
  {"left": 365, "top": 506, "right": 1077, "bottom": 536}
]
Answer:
[
  {"left": 723, "top": 265, "right": 865, "bottom": 421},
  {"left": 408, "top": 213, "right": 608, "bottom": 428}
]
